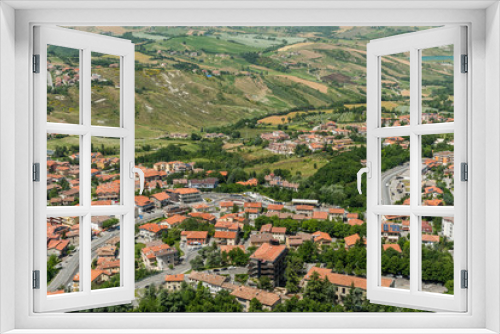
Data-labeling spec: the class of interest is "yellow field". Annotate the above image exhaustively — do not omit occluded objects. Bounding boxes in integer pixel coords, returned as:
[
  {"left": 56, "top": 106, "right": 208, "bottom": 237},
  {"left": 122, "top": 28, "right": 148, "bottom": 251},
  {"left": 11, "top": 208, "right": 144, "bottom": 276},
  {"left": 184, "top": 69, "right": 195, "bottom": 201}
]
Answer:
[
  {"left": 345, "top": 101, "right": 402, "bottom": 109},
  {"left": 277, "top": 42, "right": 315, "bottom": 52},
  {"left": 275, "top": 75, "right": 329, "bottom": 94},
  {"left": 258, "top": 109, "right": 334, "bottom": 125}
]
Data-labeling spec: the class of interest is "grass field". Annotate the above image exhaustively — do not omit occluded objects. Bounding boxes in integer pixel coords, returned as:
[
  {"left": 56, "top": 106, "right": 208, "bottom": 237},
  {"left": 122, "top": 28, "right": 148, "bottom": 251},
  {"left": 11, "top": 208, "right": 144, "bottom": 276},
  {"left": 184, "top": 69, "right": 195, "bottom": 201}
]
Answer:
[{"left": 245, "top": 155, "right": 330, "bottom": 177}]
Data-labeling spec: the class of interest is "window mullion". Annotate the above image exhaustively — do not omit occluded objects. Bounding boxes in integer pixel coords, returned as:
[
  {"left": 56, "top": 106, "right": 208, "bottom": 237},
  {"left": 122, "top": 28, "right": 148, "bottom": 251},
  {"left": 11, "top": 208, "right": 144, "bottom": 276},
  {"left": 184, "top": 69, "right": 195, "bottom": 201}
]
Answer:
[
  {"left": 81, "top": 47, "right": 92, "bottom": 294},
  {"left": 409, "top": 46, "right": 421, "bottom": 294}
]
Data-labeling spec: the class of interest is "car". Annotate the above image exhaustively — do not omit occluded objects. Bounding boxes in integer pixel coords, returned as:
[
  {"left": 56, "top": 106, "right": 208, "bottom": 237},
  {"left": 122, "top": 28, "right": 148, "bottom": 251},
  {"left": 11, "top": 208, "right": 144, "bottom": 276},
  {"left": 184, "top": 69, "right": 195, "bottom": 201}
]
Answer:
[
  {"left": 221, "top": 267, "right": 227, "bottom": 271},
  {"left": 213, "top": 269, "right": 220, "bottom": 273}
]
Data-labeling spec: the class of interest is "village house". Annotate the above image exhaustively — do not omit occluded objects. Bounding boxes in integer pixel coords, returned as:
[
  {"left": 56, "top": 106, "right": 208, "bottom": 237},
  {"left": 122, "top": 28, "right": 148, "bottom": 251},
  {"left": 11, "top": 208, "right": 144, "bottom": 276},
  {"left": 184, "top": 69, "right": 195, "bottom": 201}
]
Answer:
[
  {"left": 135, "top": 195, "right": 155, "bottom": 214},
  {"left": 138, "top": 223, "right": 168, "bottom": 242},
  {"left": 166, "top": 188, "right": 202, "bottom": 204},
  {"left": 213, "top": 231, "right": 238, "bottom": 246},
  {"left": 381, "top": 223, "right": 402, "bottom": 243},
  {"left": 47, "top": 239, "right": 70, "bottom": 257},
  {"left": 181, "top": 231, "right": 209, "bottom": 245},
  {"left": 249, "top": 233, "right": 275, "bottom": 247},
  {"left": 230, "top": 286, "right": 281, "bottom": 311},
  {"left": 141, "top": 240, "right": 179, "bottom": 270},
  {"left": 302, "top": 267, "right": 394, "bottom": 304},
  {"left": 286, "top": 232, "right": 313, "bottom": 249},
  {"left": 164, "top": 274, "right": 185, "bottom": 292},
  {"left": 311, "top": 231, "right": 332, "bottom": 246},
  {"left": 248, "top": 243, "right": 288, "bottom": 287},
  {"left": 192, "top": 203, "right": 210, "bottom": 213},
  {"left": 188, "top": 212, "right": 216, "bottom": 224},
  {"left": 328, "top": 208, "right": 345, "bottom": 220},
  {"left": 188, "top": 271, "right": 228, "bottom": 294},
  {"left": 344, "top": 233, "right": 366, "bottom": 249},
  {"left": 215, "top": 220, "right": 239, "bottom": 232},
  {"left": 219, "top": 201, "right": 234, "bottom": 213},
  {"left": 150, "top": 192, "right": 170, "bottom": 208},
  {"left": 348, "top": 218, "right": 364, "bottom": 226},
  {"left": 422, "top": 234, "right": 440, "bottom": 245},
  {"left": 96, "top": 181, "right": 120, "bottom": 201},
  {"left": 160, "top": 214, "right": 187, "bottom": 229},
  {"left": 188, "top": 178, "right": 219, "bottom": 189},
  {"left": 267, "top": 204, "right": 284, "bottom": 212},
  {"left": 295, "top": 205, "right": 314, "bottom": 217},
  {"left": 220, "top": 244, "right": 245, "bottom": 254},
  {"left": 383, "top": 244, "right": 402, "bottom": 253},
  {"left": 442, "top": 217, "right": 454, "bottom": 240},
  {"left": 312, "top": 211, "right": 329, "bottom": 221}
]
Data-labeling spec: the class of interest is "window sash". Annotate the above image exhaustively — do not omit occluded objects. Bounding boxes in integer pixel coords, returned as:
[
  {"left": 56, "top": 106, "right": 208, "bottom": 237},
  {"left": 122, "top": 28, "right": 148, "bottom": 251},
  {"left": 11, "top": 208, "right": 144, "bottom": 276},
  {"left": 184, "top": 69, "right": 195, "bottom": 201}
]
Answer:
[
  {"left": 33, "top": 25, "right": 136, "bottom": 312},
  {"left": 366, "top": 26, "right": 468, "bottom": 312}
]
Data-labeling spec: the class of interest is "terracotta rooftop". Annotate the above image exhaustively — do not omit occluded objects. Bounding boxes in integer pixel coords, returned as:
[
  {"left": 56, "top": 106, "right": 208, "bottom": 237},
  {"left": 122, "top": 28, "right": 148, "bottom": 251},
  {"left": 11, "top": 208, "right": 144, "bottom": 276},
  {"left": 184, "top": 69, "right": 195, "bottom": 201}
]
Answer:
[
  {"left": 304, "top": 267, "right": 393, "bottom": 289},
  {"left": 189, "top": 271, "right": 227, "bottom": 287},
  {"left": 312, "top": 211, "right": 329, "bottom": 220},
  {"left": 214, "top": 231, "right": 237, "bottom": 239},
  {"left": 165, "top": 274, "right": 185, "bottom": 282},
  {"left": 250, "top": 243, "right": 287, "bottom": 263},
  {"left": 230, "top": 286, "right": 280, "bottom": 306},
  {"left": 383, "top": 244, "right": 402, "bottom": 253}
]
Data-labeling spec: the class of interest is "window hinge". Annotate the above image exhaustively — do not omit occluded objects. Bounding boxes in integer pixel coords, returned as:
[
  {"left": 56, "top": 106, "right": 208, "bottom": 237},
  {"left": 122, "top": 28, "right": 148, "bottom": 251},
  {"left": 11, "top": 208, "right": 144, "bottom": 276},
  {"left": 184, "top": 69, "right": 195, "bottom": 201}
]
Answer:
[
  {"left": 33, "top": 54, "right": 40, "bottom": 73},
  {"left": 461, "top": 162, "right": 468, "bottom": 181},
  {"left": 33, "top": 270, "right": 40, "bottom": 289},
  {"left": 461, "top": 54, "right": 468, "bottom": 73},
  {"left": 33, "top": 163, "right": 40, "bottom": 182},
  {"left": 461, "top": 270, "right": 468, "bottom": 289}
]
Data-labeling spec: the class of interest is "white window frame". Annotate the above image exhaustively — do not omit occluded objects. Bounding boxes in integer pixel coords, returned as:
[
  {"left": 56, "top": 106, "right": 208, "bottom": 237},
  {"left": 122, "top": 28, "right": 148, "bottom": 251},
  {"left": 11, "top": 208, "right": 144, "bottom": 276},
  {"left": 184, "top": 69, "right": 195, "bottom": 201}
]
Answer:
[
  {"left": 365, "top": 26, "right": 467, "bottom": 312},
  {"left": 1, "top": 2, "right": 498, "bottom": 333},
  {"left": 33, "top": 25, "right": 136, "bottom": 312}
]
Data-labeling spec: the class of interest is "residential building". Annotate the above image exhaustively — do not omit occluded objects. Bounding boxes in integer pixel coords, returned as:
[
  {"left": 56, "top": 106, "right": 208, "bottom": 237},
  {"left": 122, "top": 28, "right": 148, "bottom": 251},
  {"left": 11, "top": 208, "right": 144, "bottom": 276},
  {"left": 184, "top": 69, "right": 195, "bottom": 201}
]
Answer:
[
  {"left": 213, "top": 231, "right": 238, "bottom": 245},
  {"left": 161, "top": 214, "right": 188, "bottom": 228},
  {"left": 166, "top": 188, "right": 202, "bottom": 204},
  {"left": 295, "top": 205, "right": 314, "bottom": 216},
  {"left": 138, "top": 223, "right": 168, "bottom": 242},
  {"left": 442, "top": 217, "right": 454, "bottom": 240},
  {"left": 311, "top": 231, "right": 332, "bottom": 246},
  {"left": 164, "top": 274, "right": 185, "bottom": 292},
  {"left": 312, "top": 211, "right": 328, "bottom": 221},
  {"left": 344, "top": 233, "right": 366, "bottom": 249},
  {"left": 285, "top": 232, "right": 313, "bottom": 249},
  {"left": 188, "top": 178, "right": 219, "bottom": 189},
  {"left": 181, "top": 231, "right": 209, "bottom": 245},
  {"left": 188, "top": 271, "right": 228, "bottom": 294},
  {"left": 249, "top": 233, "right": 274, "bottom": 247},
  {"left": 135, "top": 195, "right": 155, "bottom": 213},
  {"left": 230, "top": 286, "right": 281, "bottom": 311},
  {"left": 302, "top": 267, "right": 394, "bottom": 304},
  {"left": 150, "top": 192, "right": 170, "bottom": 208},
  {"left": 141, "top": 241, "right": 179, "bottom": 270},
  {"left": 248, "top": 243, "right": 288, "bottom": 287}
]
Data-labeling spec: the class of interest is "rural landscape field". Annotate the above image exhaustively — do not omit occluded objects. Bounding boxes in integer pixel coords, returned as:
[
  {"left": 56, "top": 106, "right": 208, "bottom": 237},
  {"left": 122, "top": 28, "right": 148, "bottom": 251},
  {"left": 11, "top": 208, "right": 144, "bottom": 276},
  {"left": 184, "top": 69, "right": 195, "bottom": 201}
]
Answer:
[{"left": 45, "top": 26, "right": 456, "bottom": 313}]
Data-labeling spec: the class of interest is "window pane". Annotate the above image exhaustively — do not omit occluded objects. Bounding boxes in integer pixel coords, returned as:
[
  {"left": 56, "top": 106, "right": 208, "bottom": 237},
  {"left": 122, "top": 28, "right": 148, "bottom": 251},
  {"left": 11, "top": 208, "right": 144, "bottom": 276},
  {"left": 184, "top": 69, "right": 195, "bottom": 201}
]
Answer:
[
  {"left": 421, "top": 45, "right": 454, "bottom": 124},
  {"left": 91, "top": 52, "right": 121, "bottom": 127},
  {"left": 91, "top": 137, "right": 121, "bottom": 205},
  {"left": 91, "top": 216, "right": 121, "bottom": 290},
  {"left": 421, "top": 134, "right": 454, "bottom": 206},
  {"left": 421, "top": 216, "right": 454, "bottom": 294},
  {"left": 47, "top": 134, "right": 80, "bottom": 206},
  {"left": 381, "top": 215, "right": 409, "bottom": 290},
  {"left": 47, "top": 216, "right": 80, "bottom": 295},
  {"left": 47, "top": 45, "right": 80, "bottom": 124},
  {"left": 380, "top": 52, "right": 410, "bottom": 127},
  {"left": 381, "top": 136, "right": 410, "bottom": 205}
]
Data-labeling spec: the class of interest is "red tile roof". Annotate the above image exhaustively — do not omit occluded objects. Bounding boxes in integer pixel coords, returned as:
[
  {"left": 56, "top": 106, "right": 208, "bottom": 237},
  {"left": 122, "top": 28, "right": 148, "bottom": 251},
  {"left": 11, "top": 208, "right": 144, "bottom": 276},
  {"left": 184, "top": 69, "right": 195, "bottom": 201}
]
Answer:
[
  {"left": 165, "top": 274, "right": 184, "bottom": 282},
  {"left": 304, "top": 267, "right": 393, "bottom": 289},
  {"left": 230, "top": 286, "right": 280, "bottom": 306},
  {"left": 220, "top": 245, "right": 245, "bottom": 253},
  {"left": 312, "top": 231, "right": 332, "bottom": 243},
  {"left": 422, "top": 234, "right": 440, "bottom": 243},
  {"left": 151, "top": 192, "right": 170, "bottom": 201},
  {"left": 348, "top": 218, "right": 364, "bottom": 226},
  {"left": 250, "top": 243, "right": 286, "bottom": 262},
  {"left": 312, "top": 211, "right": 329, "bottom": 220},
  {"left": 135, "top": 195, "right": 152, "bottom": 207},
  {"left": 267, "top": 204, "right": 284, "bottom": 211},
  {"left": 329, "top": 208, "right": 345, "bottom": 214},
  {"left": 214, "top": 231, "right": 237, "bottom": 239},
  {"left": 344, "top": 233, "right": 366, "bottom": 248},
  {"left": 244, "top": 202, "right": 262, "bottom": 209},
  {"left": 383, "top": 244, "right": 402, "bottom": 253},
  {"left": 296, "top": 205, "right": 314, "bottom": 211}
]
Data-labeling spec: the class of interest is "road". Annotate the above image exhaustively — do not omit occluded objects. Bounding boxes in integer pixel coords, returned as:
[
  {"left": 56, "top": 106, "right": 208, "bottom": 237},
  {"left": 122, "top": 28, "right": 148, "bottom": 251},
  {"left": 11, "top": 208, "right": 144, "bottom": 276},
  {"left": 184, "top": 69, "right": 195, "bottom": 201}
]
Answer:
[
  {"left": 48, "top": 230, "right": 120, "bottom": 292},
  {"left": 134, "top": 243, "right": 198, "bottom": 289},
  {"left": 381, "top": 163, "right": 410, "bottom": 205}
]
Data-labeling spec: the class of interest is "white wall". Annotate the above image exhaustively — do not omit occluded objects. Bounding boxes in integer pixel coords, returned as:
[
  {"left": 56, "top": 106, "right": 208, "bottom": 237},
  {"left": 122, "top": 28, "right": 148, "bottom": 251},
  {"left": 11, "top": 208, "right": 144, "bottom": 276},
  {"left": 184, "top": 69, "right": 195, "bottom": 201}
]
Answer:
[
  {"left": 0, "top": 2, "right": 16, "bottom": 333},
  {"left": 485, "top": 3, "right": 500, "bottom": 333}
]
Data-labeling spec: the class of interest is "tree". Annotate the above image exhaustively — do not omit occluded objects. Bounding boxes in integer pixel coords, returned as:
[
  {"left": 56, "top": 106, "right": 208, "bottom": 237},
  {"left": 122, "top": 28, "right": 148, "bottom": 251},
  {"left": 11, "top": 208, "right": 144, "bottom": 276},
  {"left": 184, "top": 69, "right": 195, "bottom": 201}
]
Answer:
[
  {"left": 249, "top": 298, "right": 264, "bottom": 312},
  {"left": 191, "top": 133, "right": 201, "bottom": 141},
  {"left": 47, "top": 254, "right": 61, "bottom": 283},
  {"left": 257, "top": 276, "right": 273, "bottom": 291},
  {"left": 190, "top": 256, "right": 204, "bottom": 271},
  {"left": 343, "top": 285, "right": 364, "bottom": 312}
]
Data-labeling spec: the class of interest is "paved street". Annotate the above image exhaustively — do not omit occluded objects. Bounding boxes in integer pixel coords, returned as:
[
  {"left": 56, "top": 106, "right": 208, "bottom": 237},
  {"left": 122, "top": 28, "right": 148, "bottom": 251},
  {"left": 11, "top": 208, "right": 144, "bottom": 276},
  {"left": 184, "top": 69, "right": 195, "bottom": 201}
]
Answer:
[
  {"left": 48, "top": 229, "right": 120, "bottom": 292},
  {"left": 381, "top": 163, "right": 410, "bottom": 205}
]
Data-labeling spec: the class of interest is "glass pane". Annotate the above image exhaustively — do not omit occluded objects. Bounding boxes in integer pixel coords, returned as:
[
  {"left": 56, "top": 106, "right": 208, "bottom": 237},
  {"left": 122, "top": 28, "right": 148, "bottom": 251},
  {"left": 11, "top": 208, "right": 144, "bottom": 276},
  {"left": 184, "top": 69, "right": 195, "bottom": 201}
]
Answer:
[
  {"left": 91, "top": 52, "right": 121, "bottom": 127},
  {"left": 380, "top": 136, "right": 410, "bottom": 205},
  {"left": 46, "top": 134, "right": 80, "bottom": 206},
  {"left": 91, "top": 137, "right": 121, "bottom": 205},
  {"left": 421, "top": 216, "right": 454, "bottom": 294},
  {"left": 47, "top": 216, "right": 80, "bottom": 295},
  {"left": 421, "top": 45, "right": 454, "bottom": 124},
  {"left": 380, "top": 52, "right": 410, "bottom": 127},
  {"left": 47, "top": 45, "right": 80, "bottom": 124},
  {"left": 91, "top": 216, "right": 121, "bottom": 290},
  {"left": 381, "top": 215, "right": 409, "bottom": 290},
  {"left": 421, "top": 134, "right": 454, "bottom": 206}
]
